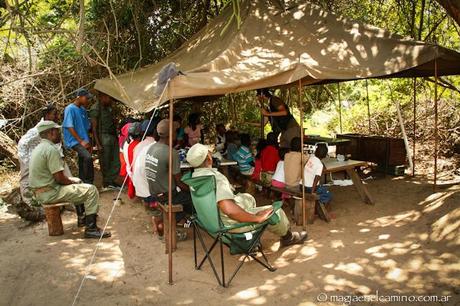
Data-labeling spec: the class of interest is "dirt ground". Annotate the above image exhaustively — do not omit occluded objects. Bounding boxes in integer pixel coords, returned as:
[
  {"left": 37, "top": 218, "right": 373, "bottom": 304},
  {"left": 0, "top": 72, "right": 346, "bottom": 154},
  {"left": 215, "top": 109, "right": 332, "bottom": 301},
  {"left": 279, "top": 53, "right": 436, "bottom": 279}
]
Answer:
[{"left": 0, "top": 171, "right": 459, "bottom": 306}]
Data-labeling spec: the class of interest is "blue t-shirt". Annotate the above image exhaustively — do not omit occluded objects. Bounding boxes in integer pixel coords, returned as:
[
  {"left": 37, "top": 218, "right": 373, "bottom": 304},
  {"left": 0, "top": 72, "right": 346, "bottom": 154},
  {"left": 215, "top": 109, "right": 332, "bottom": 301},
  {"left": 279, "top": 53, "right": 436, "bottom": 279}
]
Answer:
[{"left": 63, "top": 104, "right": 90, "bottom": 149}]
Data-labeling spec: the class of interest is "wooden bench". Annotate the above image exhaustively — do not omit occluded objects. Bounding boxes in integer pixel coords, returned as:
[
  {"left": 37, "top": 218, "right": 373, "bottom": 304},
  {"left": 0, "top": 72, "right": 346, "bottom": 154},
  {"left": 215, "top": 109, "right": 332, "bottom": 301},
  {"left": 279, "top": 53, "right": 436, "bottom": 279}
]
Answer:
[
  {"left": 270, "top": 187, "right": 320, "bottom": 225},
  {"left": 42, "top": 202, "right": 72, "bottom": 236},
  {"left": 158, "top": 203, "right": 184, "bottom": 253}
]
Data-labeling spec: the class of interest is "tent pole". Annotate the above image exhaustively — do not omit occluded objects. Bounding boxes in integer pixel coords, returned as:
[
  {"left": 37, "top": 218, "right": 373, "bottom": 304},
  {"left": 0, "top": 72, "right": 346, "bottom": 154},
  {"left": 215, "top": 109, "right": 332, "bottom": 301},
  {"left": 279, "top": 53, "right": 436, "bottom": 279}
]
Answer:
[
  {"left": 412, "top": 78, "right": 416, "bottom": 177},
  {"left": 298, "top": 80, "right": 306, "bottom": 230},
  {"left": 366, "top": 79, "right": 371, "bottom": 134},
  {"left": 338, "top": 83, "right": 342, "bottom": 134},
  {"left": 168, "top": 97, "right": 174, "bottom": 284},
  {"left": 433, "top": 59, "right": 438, "bottom": 191},
  {"left": 388, "top": 82, "right": 413, "bottom": 172}
]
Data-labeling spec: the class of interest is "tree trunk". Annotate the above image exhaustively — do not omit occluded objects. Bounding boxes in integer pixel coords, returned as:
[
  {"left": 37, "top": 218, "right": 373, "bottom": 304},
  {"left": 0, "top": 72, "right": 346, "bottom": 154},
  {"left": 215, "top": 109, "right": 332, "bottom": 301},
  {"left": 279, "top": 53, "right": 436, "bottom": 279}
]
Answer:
[
  {"left": 0, "top": 130, "right": 19, "bottom": 169},
  {"left": 435, "top": 0, "right": 460, "bottom": 27}
]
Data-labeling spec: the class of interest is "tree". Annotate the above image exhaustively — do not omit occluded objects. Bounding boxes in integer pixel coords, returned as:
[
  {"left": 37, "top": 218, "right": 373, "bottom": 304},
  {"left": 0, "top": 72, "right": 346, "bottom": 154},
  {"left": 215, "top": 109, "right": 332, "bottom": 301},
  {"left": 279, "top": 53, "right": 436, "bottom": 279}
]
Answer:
[{"left": 435, "top": 0, "right": 460, "bottom": 27}]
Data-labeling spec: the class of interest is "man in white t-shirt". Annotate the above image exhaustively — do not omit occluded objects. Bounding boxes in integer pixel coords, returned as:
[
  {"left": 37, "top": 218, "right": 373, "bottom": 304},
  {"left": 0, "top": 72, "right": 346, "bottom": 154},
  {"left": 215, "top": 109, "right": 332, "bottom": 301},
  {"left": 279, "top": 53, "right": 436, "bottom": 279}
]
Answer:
[
  {"left": 300, "top": 143, "right": 332, "bottom": 221},
  {"left": 132, "top": 120, "right": 158, "bottom": 201}
]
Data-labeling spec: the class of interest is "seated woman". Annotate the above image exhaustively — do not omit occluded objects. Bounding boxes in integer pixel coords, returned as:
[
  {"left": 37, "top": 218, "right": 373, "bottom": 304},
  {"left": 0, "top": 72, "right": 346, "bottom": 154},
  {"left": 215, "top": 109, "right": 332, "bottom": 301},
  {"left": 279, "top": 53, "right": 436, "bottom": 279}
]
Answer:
[{"left": 184, "top": 112, "right": 204, "bottom": 147}]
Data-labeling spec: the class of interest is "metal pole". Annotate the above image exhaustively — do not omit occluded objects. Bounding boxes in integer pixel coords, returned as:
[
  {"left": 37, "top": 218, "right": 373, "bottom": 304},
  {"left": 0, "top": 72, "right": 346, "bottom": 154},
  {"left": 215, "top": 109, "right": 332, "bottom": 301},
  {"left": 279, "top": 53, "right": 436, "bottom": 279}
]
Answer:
[
  {"left": 366, "top": 79, "right": 371, "bottom": 134},
  {"left": 338, "top": 83, "right": 342, "bottom": 134},
  {"left": 433, "top": 59, "right": 438, "bottom": 191},
  {"left": 298, "top": 80, "right": 306, "bottom": 230},
  {"left": 168, "top": 97, "right": 174, "bottom": 284},
  {"left": 412, "top": 78, "right": 416, "bottom": 177}
]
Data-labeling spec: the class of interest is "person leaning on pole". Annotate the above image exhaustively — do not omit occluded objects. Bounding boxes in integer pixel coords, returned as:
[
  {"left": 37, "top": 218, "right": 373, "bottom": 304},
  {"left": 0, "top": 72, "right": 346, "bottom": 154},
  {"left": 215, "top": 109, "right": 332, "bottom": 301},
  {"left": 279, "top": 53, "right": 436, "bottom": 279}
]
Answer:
[
  {"left": 29, "top": 121, "right": 110, "bottom": 239},
  {"left": 257, "top": 88, "right": 301, "bottom": 149}
]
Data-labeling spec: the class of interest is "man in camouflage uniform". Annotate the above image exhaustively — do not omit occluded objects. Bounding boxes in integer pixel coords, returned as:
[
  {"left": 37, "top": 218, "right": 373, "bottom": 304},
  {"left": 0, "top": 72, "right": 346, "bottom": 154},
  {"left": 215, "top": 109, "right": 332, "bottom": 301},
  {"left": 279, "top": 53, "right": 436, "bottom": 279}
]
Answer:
[
  {"left": 89, "top": 91, "right": 121, "bottom": 189},
  {"left": 29, "top": 121, "right": 111, "bottom": 239}
]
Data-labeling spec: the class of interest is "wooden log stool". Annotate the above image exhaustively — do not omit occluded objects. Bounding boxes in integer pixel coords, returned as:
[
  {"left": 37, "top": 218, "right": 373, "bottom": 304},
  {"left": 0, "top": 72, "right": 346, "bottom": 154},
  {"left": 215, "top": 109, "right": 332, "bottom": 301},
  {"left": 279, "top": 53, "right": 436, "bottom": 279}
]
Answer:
[
  {"left": 270, "top": 187, "right": 319, "bottom": 225},
  {"left": 158, "top": 203, "right": 184, "bottom": 254},
  {"left": 43, "top": 202, "right": 71, "bottom": 236}
]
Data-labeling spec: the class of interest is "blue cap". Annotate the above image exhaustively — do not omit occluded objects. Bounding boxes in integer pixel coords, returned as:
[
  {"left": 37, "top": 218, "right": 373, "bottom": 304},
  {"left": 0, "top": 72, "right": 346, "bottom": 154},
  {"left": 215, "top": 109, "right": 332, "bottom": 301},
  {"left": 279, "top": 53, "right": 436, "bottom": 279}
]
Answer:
[{"left": 75, "top": 88, "right": 94, "bottom": 99}]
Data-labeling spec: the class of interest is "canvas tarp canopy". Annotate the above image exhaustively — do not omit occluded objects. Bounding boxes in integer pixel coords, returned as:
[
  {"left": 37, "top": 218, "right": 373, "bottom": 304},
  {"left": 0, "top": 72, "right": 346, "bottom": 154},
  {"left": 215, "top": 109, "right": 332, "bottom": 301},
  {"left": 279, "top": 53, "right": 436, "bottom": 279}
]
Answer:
[{"left": 94, "top": 0, "right": 460, "bottom": 113}]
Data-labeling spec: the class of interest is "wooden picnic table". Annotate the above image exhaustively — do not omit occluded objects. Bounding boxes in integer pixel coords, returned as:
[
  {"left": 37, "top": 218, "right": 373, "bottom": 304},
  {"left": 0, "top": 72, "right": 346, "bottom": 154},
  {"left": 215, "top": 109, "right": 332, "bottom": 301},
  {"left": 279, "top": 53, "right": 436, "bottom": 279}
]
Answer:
[
  {"left": 181, "top": 158, "right": 237, "bottom": 178},
  {"left": 322, "top": 158, "right": 375, "bottom": 205}
]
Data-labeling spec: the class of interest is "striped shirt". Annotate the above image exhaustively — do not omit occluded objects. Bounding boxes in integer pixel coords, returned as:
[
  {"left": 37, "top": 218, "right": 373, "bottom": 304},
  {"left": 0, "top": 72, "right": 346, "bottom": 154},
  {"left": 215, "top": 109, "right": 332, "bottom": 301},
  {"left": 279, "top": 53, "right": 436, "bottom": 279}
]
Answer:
[{"left": 234, "top": 145, "right": 254, "bottom": 173}]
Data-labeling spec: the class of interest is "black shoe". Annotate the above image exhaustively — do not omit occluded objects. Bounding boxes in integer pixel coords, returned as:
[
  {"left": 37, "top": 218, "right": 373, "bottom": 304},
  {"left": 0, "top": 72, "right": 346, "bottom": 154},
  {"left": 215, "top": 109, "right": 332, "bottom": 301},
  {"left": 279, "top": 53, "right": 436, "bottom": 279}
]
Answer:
[
  {"left": 75, "top": 204, "right": 86, "bottom": 227},
  {"left": 280, "top": 230, "right": 308, "bottom": 247},
  {"left": 84, "top": 214, "right": 111, "bottom": 239}
]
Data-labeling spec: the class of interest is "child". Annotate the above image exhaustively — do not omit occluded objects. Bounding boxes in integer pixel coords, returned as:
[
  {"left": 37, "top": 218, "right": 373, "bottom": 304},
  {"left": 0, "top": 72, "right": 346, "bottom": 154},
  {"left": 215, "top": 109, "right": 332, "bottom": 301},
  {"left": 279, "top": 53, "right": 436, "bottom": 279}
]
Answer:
[
  {"left": 271, "top": 148, "right": 290, "bottom": 200},
  {"left": 234, "top": 133, "right": 254, "bottom": 176},
  {"left": 260, "top": 132, "right": 279, "bottom": 172},
  {"left": 184, "top": 113, "right": 203, "bottom": 146},
  {"left": 271, "top": 148, "right": 289, "bottom": 188},
  {"left": 284, "top": 137, "right": 308, "bottom": 189},
  {"left": 225, "top": 130, "right": 238, "bottom": 161},
  {"left": 251, "top": 138, "right": 267, "bottom": 181},
  {"left": 301, "top": 143, "right": 332, "bottom": 221}
]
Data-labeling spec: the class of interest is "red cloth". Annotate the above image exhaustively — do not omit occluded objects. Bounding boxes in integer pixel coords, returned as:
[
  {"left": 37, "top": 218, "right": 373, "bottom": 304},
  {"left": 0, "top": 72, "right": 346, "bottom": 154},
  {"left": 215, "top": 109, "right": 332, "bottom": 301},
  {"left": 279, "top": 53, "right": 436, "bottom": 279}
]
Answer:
[
  {"left": 260, "top": 145, "right": 280, "bottom": 172},
  {"left": 251, "top": 159, "right": 262, "bottom": 181},
  {"left": 119, "top": 123, "right": 131, "bottom": 148},
  {"left": 126, "top": 139, "right": 140, "bottom": 199}
]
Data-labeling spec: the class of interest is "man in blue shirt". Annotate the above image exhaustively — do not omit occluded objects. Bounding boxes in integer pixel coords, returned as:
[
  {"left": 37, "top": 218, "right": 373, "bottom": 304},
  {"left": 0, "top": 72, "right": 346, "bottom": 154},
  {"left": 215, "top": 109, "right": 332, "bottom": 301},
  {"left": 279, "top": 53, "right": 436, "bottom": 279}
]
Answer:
[{"left": 63, "top": 88, "right": 94, "bottom": 184}]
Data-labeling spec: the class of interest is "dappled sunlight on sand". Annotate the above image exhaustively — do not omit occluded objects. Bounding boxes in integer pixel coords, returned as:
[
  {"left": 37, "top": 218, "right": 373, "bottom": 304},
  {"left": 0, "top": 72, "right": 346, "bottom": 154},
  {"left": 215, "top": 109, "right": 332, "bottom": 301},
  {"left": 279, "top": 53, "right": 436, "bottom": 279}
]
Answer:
[{"left": 431, "top": 207, "right": 460, "bottom": 245}]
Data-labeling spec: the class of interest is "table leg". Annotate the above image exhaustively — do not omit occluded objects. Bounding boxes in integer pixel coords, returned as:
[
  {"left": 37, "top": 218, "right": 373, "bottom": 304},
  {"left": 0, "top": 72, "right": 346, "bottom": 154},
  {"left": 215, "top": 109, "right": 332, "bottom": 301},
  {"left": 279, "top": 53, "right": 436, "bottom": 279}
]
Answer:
[{"left": 346, "top": 168, "right": 375, "bottom": 205}]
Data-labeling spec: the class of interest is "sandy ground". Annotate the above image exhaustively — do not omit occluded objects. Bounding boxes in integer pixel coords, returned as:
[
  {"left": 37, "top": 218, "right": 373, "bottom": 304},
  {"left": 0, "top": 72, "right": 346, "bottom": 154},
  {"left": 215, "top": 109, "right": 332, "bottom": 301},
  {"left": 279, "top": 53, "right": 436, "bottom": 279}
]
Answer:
[{"left": 0, "top": 172, "right": 459, "bottom": 306}]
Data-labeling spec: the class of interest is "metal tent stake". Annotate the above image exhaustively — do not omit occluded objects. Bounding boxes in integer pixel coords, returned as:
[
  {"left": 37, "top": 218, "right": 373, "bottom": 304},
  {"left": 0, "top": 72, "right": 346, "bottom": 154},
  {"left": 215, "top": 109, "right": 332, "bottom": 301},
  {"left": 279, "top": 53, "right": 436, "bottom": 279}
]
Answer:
[
  {"left": 298, "top": 80, "right": 306, "bottom": 230},
  {"left": 412, "top": 77, "right": 416, "bottom": 177}
]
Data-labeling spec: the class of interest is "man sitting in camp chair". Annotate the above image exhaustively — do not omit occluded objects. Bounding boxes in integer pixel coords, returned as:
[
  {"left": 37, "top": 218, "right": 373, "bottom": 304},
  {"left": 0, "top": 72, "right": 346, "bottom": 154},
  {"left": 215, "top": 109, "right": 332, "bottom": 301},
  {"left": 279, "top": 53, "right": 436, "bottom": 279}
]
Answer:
[{"left": 186, "top": 143, "right": 308, "bottom": 247}]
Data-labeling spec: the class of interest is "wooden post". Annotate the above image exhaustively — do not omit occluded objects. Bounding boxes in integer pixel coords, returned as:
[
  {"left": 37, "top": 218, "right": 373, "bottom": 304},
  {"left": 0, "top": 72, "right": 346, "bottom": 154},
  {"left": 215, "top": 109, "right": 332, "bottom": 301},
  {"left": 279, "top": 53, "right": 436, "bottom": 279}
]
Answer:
[
  {"left": 338, "top": 83, "right": 342, "bottom": 134},
  {"left": 43, "top": 205, "right": 64, "bottom": 236},
  {"left": 433, "top": 59, "right": 438, "bottom": 191},
  {"left": 168, "top": 93, "right": 174, "bottom": 285},
  {"left": 412, "top": 78, "right": 416, "bottom": 177},
  {"left": 298, "top": 80, "right": 306, "bottom": 230},
  {"left": 366, "top": 79, "right": 371, "bottom": 134}
]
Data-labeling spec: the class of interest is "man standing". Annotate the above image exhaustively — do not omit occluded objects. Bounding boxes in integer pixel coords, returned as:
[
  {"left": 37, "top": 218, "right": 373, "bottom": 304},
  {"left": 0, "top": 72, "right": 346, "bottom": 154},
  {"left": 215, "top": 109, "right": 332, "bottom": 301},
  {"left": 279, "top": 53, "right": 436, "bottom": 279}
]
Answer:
[
  {"left": 257, "top": 89, "right": 301, "bottom": 148},
  {"left": 63, "top": 88, "right": 94, "bottom": 184},
  {"left": 89, "top": 91, "right": 120, "bottom": 189},
  {"left": 187, "top": 143, "right": 308, "bottom": 247},
  {"left": 29, "top": 121, "right": 110, "bottom": 238}
]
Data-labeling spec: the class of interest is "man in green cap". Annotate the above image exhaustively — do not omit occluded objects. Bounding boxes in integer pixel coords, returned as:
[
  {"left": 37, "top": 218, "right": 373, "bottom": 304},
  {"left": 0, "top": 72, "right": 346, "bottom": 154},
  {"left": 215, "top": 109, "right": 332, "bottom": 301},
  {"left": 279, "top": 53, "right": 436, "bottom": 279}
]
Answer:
[
  {"left": 29, "top": 120, "right": 111, "bottom": 239},
  {"left": 186, "top": 143, "right": 307, "bottom": 247},
  {"left": 89, "top": 91, "right": 120, "bottom": 189}
]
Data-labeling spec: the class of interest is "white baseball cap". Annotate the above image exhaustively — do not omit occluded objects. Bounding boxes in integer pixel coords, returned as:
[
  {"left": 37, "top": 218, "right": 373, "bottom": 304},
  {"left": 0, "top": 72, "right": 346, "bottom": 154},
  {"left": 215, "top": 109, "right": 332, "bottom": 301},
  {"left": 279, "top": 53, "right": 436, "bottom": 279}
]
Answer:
[{"left": 186, "top": 143, "right": 212, "bottom": 168}]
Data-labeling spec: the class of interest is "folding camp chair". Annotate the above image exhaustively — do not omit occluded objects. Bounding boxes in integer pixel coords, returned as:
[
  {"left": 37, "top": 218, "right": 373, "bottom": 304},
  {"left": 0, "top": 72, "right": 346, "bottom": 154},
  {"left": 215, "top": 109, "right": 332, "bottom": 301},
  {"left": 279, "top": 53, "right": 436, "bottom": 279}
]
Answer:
[{"left": 182, "top": 172, "right": 282, "bottom": 287}]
